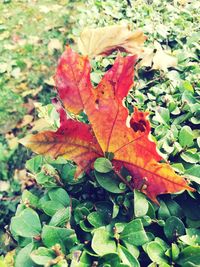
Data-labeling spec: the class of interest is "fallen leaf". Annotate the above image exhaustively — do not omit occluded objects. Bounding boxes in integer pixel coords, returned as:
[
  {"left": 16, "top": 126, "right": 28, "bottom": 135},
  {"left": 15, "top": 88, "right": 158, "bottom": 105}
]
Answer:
[
  {"left": 31, "top": 118, "right": 54, "bottom": 132},
  {"left": 5, "top": 133, "right": 18, "bottom": 150},
  {"left": 21, "top": 86, "right": 42, "bottom": 97},
  {"left": 14, "top": 169, "right": 35, "bottom": 189},
  {"left": 137, "top": 42, "right": 178, "bottom": 71},
  {"left": 0, "top": 181, "right": 10, "bottom": 192},
  {"left": 17, "top": 115, "right": 34, "bottom": 128},
  {"left": 153, "top": 41, "right": 178, "bottom": 71},
  {"left": 48, "top": 38, "right": 62, "bottom": 55},
  {"left": 136, "top": 48, "right": 154, "bottom": 68},
  {"left": 44, "top": 76, "right": 56, "bottom": 87},
  {"left": 78, "top": 24, "right": 146, "bottom": 58},
  {"left": 0, "top": 63, "right": 8, "bottom": 74},
  {"left": 23, "top": 98, "right": 35, "bottom": 113},
  {"left": 21, "top": 47, "right": 194, "bottom": 202}
]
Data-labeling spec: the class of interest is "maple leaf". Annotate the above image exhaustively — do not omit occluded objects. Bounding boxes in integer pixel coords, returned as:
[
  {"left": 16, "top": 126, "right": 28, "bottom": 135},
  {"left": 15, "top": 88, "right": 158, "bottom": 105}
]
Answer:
[{"left": 21, "top": 47, "right": 194, "bottom": 202}]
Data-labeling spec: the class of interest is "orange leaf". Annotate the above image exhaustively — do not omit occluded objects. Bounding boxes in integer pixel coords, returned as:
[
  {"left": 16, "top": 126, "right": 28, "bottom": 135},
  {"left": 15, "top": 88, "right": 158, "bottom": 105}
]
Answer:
[
  {"left": 20, "top": 100, "right": 103, "bottom": 178},
  {"left": 22, "top": 47, "right": 194, "bottom": 201}
]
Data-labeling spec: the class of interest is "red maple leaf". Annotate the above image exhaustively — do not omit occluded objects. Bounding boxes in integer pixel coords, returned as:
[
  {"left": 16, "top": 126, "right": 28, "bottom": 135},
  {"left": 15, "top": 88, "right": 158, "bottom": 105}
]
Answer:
[{"left": 21, "top": 47, "right": 194, "bottom": 202}]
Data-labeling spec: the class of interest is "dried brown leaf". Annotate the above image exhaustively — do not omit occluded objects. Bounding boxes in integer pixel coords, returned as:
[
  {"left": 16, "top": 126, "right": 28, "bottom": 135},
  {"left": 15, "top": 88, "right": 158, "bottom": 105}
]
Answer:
[{"left": 78, "top": 24, "right": 146, "bottom": 58}]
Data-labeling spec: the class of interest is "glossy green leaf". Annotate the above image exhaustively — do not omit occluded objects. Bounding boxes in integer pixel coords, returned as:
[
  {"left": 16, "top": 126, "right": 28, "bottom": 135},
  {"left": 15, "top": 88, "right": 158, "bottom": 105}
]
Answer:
[
  {"left": 11, "top": 208, "right": 41, "bottom": 238},
  {"left": 99, "top": 253, "right": 121, "bottom": 266},
  {"left": 146, "top": 241, "right": 168, "bottom": 264},
  {"left": 48, "top": 188, "right": 70, "bottom": 207},
  {"left": 30, "top": 247, "right": 55, "bottom": 265},
  {"left": 179, "top": 228, "right": 200, "bottom": 246},
  {"left": 118, "top": 245, "right": 139, "bottom": 267},
  {"left": 164, "top": 216, "right": 185, "bottom": 241},
  {"left": 49, "top": 207, "right": 70, "bottom": 227},
  {"left": 42, "top": 201, "right": 64, "bottom": 216},
  {"left": 25, "top": 155, "right": 44, "bottom": 174},
  {"left": 134, "top": 190, "right": 149, "bottom": 217},
  {"left": 179, "top": 126, "right": 194, "bottom": 147},
  {"left": 22, "top": 190, "right": 39, "bottom": 209},
  {"left": 15, "top": 243, "right": 35, "bottom": 267},
  {"left": 42, "top": 225, "right": 77, "bottom": 253},
  {"left": 120, "top": 219, "right": 148, "bottom": 246},
  {"left": 95, "top": 171, "right": 126, "bottom": 193},
  {"left": 87, "top": 211, "right": 110, "bottom": 228},
  {"left": 94, "top": 158, "right": 113, "bottom": 173},
  {"left": 91, "top": 227, "right": 117, "bottom": 256},
  {"left": 177, "top": 246, "right": 200, "bottom": 266}
]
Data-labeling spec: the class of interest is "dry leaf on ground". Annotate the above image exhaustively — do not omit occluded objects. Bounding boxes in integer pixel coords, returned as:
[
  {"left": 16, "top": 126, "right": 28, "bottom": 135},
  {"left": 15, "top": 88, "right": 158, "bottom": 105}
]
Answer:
[
  {"left": 48, "top": 38, "right": 62, "bottom": 55},
  {"left": 17, "top": 115, "right": 34, "bottom": 128},
  {"left": 137, "top": 41, "right": 177, "bottom": 71},
  {"left": 78, "top": 24, "right": 146, "bottom": 58}
]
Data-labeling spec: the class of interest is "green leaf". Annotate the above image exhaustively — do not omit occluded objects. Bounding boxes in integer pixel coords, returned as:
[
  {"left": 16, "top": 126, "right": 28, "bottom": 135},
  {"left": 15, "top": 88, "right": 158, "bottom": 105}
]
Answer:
[
  {"left": 91, "top": 72, "right": 101, "bottom": 84},
  {"left": 71, "top": 251, "right": 92, "bottom": 267},
  {"left": 120, "top": 219, "right": 148, "bottom": 246},
  {"left": 15, "top": 243, "right": 35, "bottom": 267},
  {"left": 30, "top": 247, "right": 55, "bottom": 265},
  {"left": 42, "top": 201, "right": 64, "bottom": 216},
  {"left": 177, "top": 246, "right": 200, "bottom": 266},
  {"left": 171, "top": 243, "right": 180, "bottom": 261},
  {"left": 118, "top": 245, "right": 140, "bottom": 267},
  {"left": 154, "top": 237, "right": 169, "bottom": 251},
  {"left": 180, "top": 151, "right": 199, "bottom": 163},
  {"left": 48, "top": 188, "right": 70, "bottom": 207},
  {"left": 134, "top": 190, "right": 149, "bottom": 217},
  {"left": 95, "top": 171, "right": 126, "bottom": 193},
  {"left": 122, "top": 241, "right": 140, "bottom": 258},
  {"left": 94, "top": 158, "right": 113, "bottom": 173},
  {"left": 87, "top": 211, "right": 110, "bottom": 228},
  {"left": 185, "top": 165, "right": 200, "bottom": 183},
  {"left": 49, "top": 207, "right": 70, "bottom": 227},
  {"left": 42, "top": 225, "right": 77, "bottom": 253},
  {"left": 146, "top": 241, "right": 168, "bottom": 264},
  {"left": 91, "top": 227, "right": 117, "bottom": 256},
  {"left": 147, "top": 201, "right": 156, "bottom": 219},
  {"left": 165, "top": 199, "right": 183, "bottom": 219},
  {"left": 36, "top": 171, "right": 57, "bottom": 187},
  {"left": 79, "top": 220, "right": 94, "bottom": 232},
  {"left": 99, "top": 253, "right": 121, "bottom": 266},
  {"left": 25, "top": 155, "right": 44, "bottom": 174},
  {"left": 74, "top": 206, "right": 90, "bottom": 224},
  {"left": 171, "top": 163, "right": 185, "bottom": 173},
  {"left": 182, "top": 91, "right": 196, "bottom": 104},
  {"left": 158, "top": 200, "right": 170, "bottom": 220},
  {"left": 11, "top": 208, "right": 41, "bottom": 238},
  {"left": 186, "top": 218, "right": 200, "bottom": 228},
  {"left": 182, "top": 81, "right": 194, "bottom": 93},
  {"left": 22, "top": 190, "right": 39, "bottom": 208},
  {"left": 179, "top": 228, "right": 200, "bottom": 246},
  {"left": 154, "top": 107, "right": 170, "bottom": 125},
  {"left": 164, "top": 216, "right": 185, "bottom": 241},
  {"left": 179, "top": 126, "right": 194, "bottom": 147}
]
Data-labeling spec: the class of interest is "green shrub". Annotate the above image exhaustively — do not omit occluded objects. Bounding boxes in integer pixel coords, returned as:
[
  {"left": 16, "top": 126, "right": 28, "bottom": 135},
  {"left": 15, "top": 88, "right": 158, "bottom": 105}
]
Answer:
[{"left": 9, "top": 154, "right": 200, "bottom": 266}]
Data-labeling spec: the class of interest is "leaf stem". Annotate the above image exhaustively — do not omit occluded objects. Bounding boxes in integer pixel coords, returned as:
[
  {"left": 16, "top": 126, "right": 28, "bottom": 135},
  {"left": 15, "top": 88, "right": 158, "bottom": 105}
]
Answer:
[{"left": 113, "top": 167, "right": 132, "bottom": 191}]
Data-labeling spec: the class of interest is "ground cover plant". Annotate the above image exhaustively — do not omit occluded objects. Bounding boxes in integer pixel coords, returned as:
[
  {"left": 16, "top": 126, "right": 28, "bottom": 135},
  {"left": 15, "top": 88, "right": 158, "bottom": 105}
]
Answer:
[
  {"left": 0, "top": 0, "right": 76, "bottom": 244},
  {"left": 0, "top": 0, "right": 200, "bottom": 266}
]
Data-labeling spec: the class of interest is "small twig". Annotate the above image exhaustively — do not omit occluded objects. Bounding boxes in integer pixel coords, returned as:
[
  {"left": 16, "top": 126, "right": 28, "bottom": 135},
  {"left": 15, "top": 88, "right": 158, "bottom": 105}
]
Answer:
[
  {"left": 113, "top": 167, "right": 132, "bottom": 191},
  {"left": 126, "top": 0, "right": 132, "bottom": 7}
]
